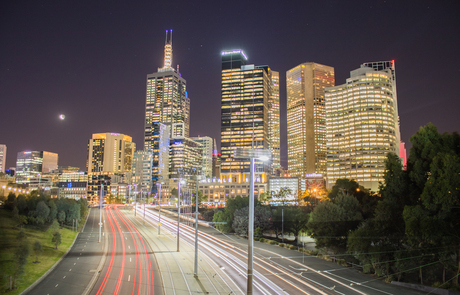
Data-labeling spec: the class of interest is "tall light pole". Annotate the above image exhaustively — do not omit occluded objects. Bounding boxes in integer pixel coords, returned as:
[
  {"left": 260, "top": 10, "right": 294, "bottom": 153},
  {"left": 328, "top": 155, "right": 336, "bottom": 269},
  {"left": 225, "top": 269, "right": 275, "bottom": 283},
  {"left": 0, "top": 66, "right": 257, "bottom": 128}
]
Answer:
[
  {"left": 234, "top": 148, "right": 270, "bottom": 295},
  {"left": 99, "top": 182, "right": 103, "bottom": 243},
  {"left": 156, "top": 182, "right": 162, "bottom": 235},
  {"left": 194, "top": 176, "right": 199, "bottom": 278},
  {"left": 177, "top": 179, "right": 184, "bottom": 252}
]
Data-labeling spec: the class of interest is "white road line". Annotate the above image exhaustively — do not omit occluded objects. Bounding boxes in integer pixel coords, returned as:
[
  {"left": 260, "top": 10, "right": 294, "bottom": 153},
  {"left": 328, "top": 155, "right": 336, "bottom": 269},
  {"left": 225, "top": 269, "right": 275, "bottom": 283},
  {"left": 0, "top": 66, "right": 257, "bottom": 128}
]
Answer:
[
  {"left": 74, "top": 263, "right": 76, "bottom": 265},
  {"left": 69, "top": 269, "right": 72, "bottom": 271},
  {"left": 128, "top": 246, "right": 130, "bottom": 249},
  {"left": 128, "top": 275, "right": 131, "bottom": 281},
  {"left": 130, "top": 258, "right": 131, "bottom": 262},
  {"left": 55, "top": 284, "right": 58, "bottom": 287},
  {"left": 63, "top": 276, "right": 66, "bottom": 279}
]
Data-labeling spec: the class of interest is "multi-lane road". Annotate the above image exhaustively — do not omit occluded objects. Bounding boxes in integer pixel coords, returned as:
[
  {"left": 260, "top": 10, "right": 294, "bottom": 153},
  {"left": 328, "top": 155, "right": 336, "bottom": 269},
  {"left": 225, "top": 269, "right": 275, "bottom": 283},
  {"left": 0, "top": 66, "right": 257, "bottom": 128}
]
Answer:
[
  {"left": 27, "top": 205, "right": 162, "bottom": 295},
  {"left": 27, "top": 205, "right": 427, "bottom": 294}
]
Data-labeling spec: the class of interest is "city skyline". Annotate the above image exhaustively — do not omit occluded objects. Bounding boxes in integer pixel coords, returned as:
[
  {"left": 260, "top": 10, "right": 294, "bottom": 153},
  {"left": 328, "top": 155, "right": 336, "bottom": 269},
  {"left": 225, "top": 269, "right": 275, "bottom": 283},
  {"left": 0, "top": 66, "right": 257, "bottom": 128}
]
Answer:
[{"left": 1, "top": 0, "right": 459, "bottom": 170}]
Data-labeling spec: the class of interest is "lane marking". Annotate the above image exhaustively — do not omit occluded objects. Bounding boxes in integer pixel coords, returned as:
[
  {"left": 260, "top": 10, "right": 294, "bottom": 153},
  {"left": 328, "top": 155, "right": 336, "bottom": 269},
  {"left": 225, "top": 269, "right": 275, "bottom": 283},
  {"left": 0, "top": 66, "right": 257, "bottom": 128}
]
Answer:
[
  {"left": 74, "top": 263, "right": 76, "bottom": 265},
  {"left": 63, "top": 276, "right": 66, "bottom": 279},
  {"left": 69, "top": 269, "right": 71, "bottom": 271},
  {"left": 128, "top": 275, "right": 130, "bottom": 281},
  {"left": 55, "top": 284, "right": 58, "bottom": 287},
  {"left": 130, "top": 258, "right": 131, "bottom": 262}
]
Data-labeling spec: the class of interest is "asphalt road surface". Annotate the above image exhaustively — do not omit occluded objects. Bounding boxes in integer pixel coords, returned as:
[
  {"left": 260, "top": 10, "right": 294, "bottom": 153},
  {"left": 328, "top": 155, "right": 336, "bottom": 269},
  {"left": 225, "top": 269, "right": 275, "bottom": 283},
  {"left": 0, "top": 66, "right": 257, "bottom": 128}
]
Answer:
[{"left": 27, "top": 205, "right": 162, "bottom": 295}]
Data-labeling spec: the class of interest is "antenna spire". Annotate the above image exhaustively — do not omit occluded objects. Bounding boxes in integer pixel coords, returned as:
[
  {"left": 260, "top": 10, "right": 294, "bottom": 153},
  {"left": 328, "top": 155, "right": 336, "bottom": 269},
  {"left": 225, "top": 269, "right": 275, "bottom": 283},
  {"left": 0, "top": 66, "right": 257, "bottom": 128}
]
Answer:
[{"left": 163, "top": 29, "right": 173, "bottom": 68}]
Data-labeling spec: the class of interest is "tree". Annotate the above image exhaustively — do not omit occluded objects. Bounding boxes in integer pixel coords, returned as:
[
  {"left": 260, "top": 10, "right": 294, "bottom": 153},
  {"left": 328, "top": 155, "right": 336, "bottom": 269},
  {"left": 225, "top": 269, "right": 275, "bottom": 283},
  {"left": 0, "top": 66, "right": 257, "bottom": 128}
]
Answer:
[
  {"left": 270, "top": 187, "right": 292, "bottom": 205},
  {"left": 58, "top": 210, "right": 66, "bottom": 226},
  {"left": 259, "top": 192, "right": 271, "bottom": 204},
  {"left": 191, "top": 190, "right": 207, "bottom": 207},
  {"left": 33, "top": 240, "right": 43, "bottom": 263},
  {"left": 50, "top": 219, "right": 60, "bottom": 233},
  {"left": 11, "top": 241, "right": 29, "bottom": 290},
  {"left": 48, "top": 199, "right": 57, "bottom": 221},
  {"left": 52, "top": 231, "right": 61, "bottom": 250},
  {"left": 232, "top": 206, "right": 272, "bottom": 236},
  {"left": 308, "top": 191, "right": 362, "bottom": 253},
  {"left": 36, "top": 200, "right": 50, "bottom": 221},
  {"left": 16, "top": 194, "right": 28, "bottom": 215},
  {"left": 284, "top": 207, "right": 309, "bottom": 244},
  {"left": 6, "top": 192, "right": 16, "bottom": 210},
  {"left": 328, "top": 178, "right": 378, "bottom": 219}
]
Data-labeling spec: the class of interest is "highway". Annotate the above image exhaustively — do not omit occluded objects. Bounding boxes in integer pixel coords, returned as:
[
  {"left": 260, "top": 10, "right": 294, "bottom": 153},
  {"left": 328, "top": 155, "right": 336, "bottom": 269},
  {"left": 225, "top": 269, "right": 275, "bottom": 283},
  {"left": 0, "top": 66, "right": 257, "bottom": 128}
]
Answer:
[
  {"left": 138, "top": 205, "right": 428, "bottom": 295},
  {"left": 27, "top": 205, "right": 428, "bottom": 295},
  {"left": 89, "top": 205, "right": 162, "bottom": 295}
]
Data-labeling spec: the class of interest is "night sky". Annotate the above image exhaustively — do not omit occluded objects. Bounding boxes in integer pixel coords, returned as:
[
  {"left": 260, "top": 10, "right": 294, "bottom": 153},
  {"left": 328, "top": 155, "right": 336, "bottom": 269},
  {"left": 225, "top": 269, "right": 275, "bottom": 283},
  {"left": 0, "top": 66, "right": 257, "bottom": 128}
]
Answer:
[{"left": 1, "top": 0, "right": 459, "bottom": 170}]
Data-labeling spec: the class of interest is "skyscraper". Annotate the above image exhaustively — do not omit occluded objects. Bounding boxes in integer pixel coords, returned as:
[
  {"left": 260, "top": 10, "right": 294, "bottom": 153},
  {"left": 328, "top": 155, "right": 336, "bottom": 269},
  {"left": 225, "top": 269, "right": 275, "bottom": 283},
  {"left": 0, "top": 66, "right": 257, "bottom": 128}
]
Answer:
[
  {"left": 220, "top": 50, "right": 275, "bottom": 182},
  {"left": 325, "top": 61, "right": 399, "bottom": 191},
  {"left": 268, "top": 71, "right": 280, "bottom": 172},
  {"left": 0, "top": 144, "right": 6, "bottom": 173},
  {"left": 144, "top": 30, "right": 190, "bottom": 150},
  {"left": 15, "top": 150, "right": 58, "bottom": 183},
  {"left": 86, "top": 133, "right": 135, "bottom": 174},
  {"left": 191, "top": 136, "right": 213, "bottom": 179},
  {"left": 286, "top": 62, "right": 335, "bottom": 177}
]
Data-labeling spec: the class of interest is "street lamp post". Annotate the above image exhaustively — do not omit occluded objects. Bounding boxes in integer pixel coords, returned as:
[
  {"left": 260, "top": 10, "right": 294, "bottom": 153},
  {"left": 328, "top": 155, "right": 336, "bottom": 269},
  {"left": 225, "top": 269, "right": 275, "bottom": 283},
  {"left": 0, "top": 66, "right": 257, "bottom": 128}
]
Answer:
[
  {"left": 194, "top": 176, "right": 199, "bottom": 278},
  {"left": 177, "top": 179, "right": 184, "bottom": 252},
  {"left": 234, "top": 148, "right": 270, "bottom": 295},
  {"left": 99, "top": 183, "right": 103, "bottom": 243},
  {"left": 282, "top": 208, "right": 284, "bottom": 243},
  {"left": 156, "top": 182, "right": 162, "bottom": 235}
]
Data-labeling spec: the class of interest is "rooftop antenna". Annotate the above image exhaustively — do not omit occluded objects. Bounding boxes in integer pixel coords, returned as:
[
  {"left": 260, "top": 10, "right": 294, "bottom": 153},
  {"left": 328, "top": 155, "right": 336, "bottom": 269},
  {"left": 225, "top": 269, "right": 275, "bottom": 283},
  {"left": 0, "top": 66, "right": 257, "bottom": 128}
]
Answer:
[{"left": 163, "top": 29, "right": 173, "bottom": 68}]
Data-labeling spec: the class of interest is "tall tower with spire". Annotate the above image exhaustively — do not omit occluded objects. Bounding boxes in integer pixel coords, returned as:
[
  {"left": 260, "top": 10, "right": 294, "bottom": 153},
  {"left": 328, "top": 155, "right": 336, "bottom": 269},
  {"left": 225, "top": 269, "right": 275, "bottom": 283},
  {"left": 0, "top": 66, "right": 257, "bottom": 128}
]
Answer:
[
  {"left": 144, "top": 29, "right": 190, "bottom": 150},
  {"left": 144, "top": 30, "right": 190, "bottom": 192}
]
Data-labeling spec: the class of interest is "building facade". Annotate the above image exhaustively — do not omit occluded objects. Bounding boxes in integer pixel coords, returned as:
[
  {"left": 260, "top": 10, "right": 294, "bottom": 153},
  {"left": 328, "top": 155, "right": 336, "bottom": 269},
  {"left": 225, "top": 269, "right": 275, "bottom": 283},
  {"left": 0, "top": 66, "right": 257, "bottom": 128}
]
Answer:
[
  {"left": 144, "top": 30, "right": 190, "bottom": 150},
  {"left": 169, "top": 137, "right": 203, "bottom": 188},
  {"left": 198, "top": 178, "right": 267, "bottom": 206},
  {"left": 191, "top": 136, "right": 213, "bottom": 179},
  {"left": 0, "top": 144, "right": 6, "bottom": 173},
  {"left": 325, "top": 61, "right": 399, "bottom": 191},
  {"left": 220, "top": 50, "right": 274, "bottom": 182},
  {"left": 286, "top": 62, "right": 335, "bottom": 177},
  {"left": 58, "top": 172, "right": 88, "bottom": 200},
  {"left": 15, "top": 151, "right": 58, "bottom": 183},
  {"left": 268, "top": 71, "right": 281, "bottom": 172},
  {"left": 132, "top": 150, "right": 154, "bottom": 195},
  {"left": 86, "top": 133, "right": 135, "bottom": 174}
]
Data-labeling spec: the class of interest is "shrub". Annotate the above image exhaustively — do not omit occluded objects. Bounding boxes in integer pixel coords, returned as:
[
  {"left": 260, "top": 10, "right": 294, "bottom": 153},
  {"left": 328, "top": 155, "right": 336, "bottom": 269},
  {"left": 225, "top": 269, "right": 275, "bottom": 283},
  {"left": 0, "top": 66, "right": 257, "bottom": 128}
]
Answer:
[
  {"left": 259, "top": 238, "right": 265, "bottom": 243},
  {"left": 278, "top": 243, "right": 285, "bottom": 247},
  {"left": 268, "top": 240, "right": 276, "bottom": 245},
  {"left": 337, "top": 258, "right": 348, "bottom": 267},
  {"left": 298, "top": 247, "right": 304, "bottom": 252},
  {"left": 254, "top": 237, "right": 259, "bottom": 241},
  {"left": 289, "top": 245, "right": 297, "bottom": 250}
]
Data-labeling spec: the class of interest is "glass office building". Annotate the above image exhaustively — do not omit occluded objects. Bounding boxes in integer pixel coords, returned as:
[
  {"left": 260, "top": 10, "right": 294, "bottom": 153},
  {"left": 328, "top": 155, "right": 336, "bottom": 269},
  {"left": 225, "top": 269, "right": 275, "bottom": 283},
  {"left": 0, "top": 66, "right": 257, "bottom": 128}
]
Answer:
[{"left": 325, "top": 61, "right": 399, "bottom": 191}]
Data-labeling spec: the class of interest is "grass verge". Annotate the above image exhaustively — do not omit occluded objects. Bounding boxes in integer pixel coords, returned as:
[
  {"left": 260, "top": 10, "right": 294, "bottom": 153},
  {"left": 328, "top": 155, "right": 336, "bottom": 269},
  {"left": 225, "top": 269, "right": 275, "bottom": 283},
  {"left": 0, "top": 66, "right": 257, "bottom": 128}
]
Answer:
[{"left": 0, "top": 209, "right": 78, "bottom": 294}]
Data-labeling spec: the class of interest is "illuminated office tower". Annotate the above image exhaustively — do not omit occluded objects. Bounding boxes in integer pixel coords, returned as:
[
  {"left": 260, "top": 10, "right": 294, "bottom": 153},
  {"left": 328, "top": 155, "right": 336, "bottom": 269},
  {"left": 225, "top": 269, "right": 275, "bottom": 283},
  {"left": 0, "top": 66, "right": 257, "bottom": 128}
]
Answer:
[
  {"left": 86, "top": 133, "right": 135, "bottom": 174},
  {"left": 169, "top": 137, "right": 202, "bottom": 188},
  {"left": 268, "top": 71, "right": 280, "bottom": 172},
  {"left": 132, "top": 150, "right": 154, "bottom": 194},
  {"left": 220, "top": 50, "right": 274, "bottom": 182},
  {"left": 144, "top": 30, "right": 190, "bottom": 150},
  {"left": 0, "top": 144, "right": 6, "bottom": 173},
  {"left": 191, "top": 136, "right": 213, "bottom": 178},
  {"left": 286, "top": 62, "right": 335, "bottom": 177},
  {"left": 325, "top": 61, "right": 399, "bottom": 191},
  {"left": 16, "top": 151, "right": 58, "bottom": 180},
  {"left": 151, "top": 122, "right": 170, "bottom": 191}
]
